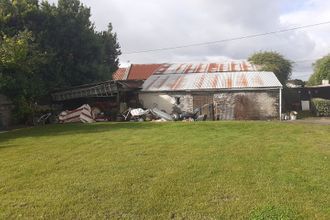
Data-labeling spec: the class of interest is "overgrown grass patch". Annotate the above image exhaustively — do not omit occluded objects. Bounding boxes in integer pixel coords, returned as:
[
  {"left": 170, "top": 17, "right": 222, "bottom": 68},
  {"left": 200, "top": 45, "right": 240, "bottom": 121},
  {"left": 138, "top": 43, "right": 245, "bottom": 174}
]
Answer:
[{"left": 0, "top": 122, "right": 329, "bottom": 219}]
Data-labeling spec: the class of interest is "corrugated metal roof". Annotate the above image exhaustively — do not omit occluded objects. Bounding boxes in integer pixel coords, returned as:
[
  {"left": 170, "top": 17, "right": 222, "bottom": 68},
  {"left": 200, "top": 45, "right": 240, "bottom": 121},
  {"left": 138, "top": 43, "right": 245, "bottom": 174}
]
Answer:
[
  {"left": 154, "top": 61, "right": 258, "bottom": 74},
  {"left": 142, "top": 71, "right": 282, "bottom": 92},
  {"left": 113, "top": 61, "right": 258, "bottom": 81}
]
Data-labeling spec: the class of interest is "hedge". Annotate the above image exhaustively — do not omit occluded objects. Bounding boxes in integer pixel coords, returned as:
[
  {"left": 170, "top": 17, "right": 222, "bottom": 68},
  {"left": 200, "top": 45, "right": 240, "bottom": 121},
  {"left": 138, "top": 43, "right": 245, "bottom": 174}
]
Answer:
[{"left": 311, "top": 98, "right": 330, "bottom": 116}]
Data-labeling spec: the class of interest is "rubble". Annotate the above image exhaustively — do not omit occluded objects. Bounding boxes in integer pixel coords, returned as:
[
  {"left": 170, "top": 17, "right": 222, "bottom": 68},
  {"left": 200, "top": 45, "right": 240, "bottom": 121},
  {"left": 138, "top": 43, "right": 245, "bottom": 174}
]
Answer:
[
  {"left": 151, "top": 108, "right": 173, "bottom": 121},
  {"left": 120, "top": 107, "right": 207, "bottom": 122},
  {"left": 122, "top": 108, "right": 150, "bottom": 121},
  {"left": 56, "top": 104, "right": 207, "bottom": 124},
  {"left": 59, "top": 104, "right": 95, "bottom": 123}
]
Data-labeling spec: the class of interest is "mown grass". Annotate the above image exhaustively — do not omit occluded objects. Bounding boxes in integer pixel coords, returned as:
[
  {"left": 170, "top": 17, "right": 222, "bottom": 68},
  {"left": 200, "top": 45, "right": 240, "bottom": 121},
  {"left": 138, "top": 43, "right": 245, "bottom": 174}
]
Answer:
[{"left": 0, "top": 121, "right": 329, "bottom": 219}]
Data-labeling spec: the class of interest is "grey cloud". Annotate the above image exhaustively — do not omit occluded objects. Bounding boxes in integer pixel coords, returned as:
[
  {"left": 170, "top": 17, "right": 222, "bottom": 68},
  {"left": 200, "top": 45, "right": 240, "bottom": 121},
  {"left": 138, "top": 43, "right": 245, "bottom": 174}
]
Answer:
[{"left": 47, "top": 0, "right": 330, "bottom": 79}]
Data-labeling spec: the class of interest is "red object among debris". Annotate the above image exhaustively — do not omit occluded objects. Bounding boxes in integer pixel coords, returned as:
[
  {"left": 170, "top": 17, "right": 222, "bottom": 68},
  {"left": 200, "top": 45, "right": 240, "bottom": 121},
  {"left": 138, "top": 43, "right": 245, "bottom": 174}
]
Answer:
[{"left": 59, "top": 104, "right": 95, "bottom": 123}]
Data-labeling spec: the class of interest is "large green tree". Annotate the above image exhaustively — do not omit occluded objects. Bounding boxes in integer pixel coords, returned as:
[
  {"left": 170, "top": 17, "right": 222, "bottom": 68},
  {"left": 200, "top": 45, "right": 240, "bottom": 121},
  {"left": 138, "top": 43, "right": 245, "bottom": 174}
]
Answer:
[
  {"left": 308, "top": 54, "right": 330, "bottom": 86},
  {"left": 0, "top": 31, "right": 46, "bottom": 122},
  {"left": 0, "top": 0, "right": 121, "bottom": 123},
  {"left": 248, "top": 51, "right": 293, "bottom": 85},
  {"left": 1, "top": 0, "right": 121, "bottom": 88}
]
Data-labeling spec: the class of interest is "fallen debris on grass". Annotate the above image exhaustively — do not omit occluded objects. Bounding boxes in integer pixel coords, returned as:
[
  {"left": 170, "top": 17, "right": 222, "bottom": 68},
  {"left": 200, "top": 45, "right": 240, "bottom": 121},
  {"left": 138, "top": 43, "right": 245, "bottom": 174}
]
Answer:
[{"left": 59, "top": 104, "right": 95, "bottom": 123}]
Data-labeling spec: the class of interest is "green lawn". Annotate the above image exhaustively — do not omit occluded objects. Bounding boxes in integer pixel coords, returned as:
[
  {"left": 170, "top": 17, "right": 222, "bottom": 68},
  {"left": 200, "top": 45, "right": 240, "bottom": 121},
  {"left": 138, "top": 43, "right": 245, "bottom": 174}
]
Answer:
[{"left": 0, "top": 122, "right": 329, "bottom": 219}]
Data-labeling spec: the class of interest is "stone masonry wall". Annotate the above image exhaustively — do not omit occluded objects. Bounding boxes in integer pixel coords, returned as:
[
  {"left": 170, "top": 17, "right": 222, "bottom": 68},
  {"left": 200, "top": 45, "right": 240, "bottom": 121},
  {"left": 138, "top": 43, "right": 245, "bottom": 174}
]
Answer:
[
  {"left": 214, "top": 91, "right": 279, "bottom": 120},
  {"left": 139, "top": 90, "right": 279, "bottom": 120}
]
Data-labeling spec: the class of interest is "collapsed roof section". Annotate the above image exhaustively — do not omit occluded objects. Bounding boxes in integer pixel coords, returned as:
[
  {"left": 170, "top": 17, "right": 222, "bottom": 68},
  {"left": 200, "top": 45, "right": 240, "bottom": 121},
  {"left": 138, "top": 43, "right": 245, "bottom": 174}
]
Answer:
[{"left": 52, "top": 80, "right": 143, "bottom": 102}]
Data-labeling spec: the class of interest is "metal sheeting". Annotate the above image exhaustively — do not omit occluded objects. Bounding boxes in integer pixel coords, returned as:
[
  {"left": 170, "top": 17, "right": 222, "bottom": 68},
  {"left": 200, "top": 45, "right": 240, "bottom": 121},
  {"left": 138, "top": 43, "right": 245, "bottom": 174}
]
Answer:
[
  {"left": 142, "top": 71, "right": 282, "bottom": 92},
  {"left": 154, "top": 61, "right": 258, "bottom": 74},
  {"left": 112, "top": 61, "right": 258, "bottom": 80},
  {"left": 52, "top": 81, "right": 118, "bottom": 101}
]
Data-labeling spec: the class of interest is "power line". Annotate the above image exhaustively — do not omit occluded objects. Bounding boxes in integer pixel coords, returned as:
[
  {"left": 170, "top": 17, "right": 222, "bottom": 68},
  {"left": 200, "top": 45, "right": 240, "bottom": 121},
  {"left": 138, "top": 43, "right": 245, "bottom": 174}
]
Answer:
[{"left": 122, "top": 21, "right": 330, "bottom": 55}]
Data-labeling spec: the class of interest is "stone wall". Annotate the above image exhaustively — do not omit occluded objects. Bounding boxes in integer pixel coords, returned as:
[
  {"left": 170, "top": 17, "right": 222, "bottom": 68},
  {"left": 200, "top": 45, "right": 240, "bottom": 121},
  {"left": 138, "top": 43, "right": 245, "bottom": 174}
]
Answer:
[
  {"left": 214, "top": 91, "right": 279, "bottom": 120},
  {"left": 139, "top": 90, "right": 280, "bottom": 120}
]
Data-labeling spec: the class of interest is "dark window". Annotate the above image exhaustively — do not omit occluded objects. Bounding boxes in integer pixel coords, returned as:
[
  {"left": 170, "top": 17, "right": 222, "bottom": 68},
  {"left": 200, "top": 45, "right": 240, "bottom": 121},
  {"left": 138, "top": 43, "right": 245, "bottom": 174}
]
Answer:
[{"left": 175, "top": 97, "right": 181, "bottom": 105}]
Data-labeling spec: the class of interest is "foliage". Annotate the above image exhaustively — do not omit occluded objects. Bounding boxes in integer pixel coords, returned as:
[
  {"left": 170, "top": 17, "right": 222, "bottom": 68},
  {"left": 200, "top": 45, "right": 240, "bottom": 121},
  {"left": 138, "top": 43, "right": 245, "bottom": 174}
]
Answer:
[
  {"left": 296, "top": 111, "right": 314, "bottom": 119},
  {"left": 0, "top": 122, "right": 329, "bottom": 219},
  {"left": 308, "top": 54, "right": 330, "bottom": 86},
  {"left": 286, "top": 79, "right": 305, "bottom": 87},
  {"left": 248, "top": 51, "right": 293, "bottom": 85},
  {"left": 311, "top": 98, "right": 330, "bottom": 116},
  {"left": 0, "top": 0, "right": 121, "bottom": 123},
  {"left": 0, "top": 31, "right": 46, "bottom": 123},
  {"left": 36, "top": 0, "right": 120, "bottom": 88}
]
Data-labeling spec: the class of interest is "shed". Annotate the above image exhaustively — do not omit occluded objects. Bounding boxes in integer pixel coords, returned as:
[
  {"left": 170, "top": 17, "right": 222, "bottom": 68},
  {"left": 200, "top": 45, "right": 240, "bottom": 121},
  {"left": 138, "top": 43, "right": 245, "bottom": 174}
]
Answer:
[
  {"left": 285, "top": 83, "right": 330, "bottom": 111},
  {"left": 139, "top": 62, "right": 282, "bottom": 120},
  {"left": 51, "top": 80, "right": 143, "bottom": 119}
]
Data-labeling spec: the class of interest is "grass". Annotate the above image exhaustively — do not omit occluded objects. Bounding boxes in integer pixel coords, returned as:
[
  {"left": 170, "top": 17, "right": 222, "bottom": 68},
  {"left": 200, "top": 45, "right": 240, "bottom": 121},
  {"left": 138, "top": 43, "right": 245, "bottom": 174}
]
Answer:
[{"left": 0, "top": 121, "right": 329, "bottom": 219}]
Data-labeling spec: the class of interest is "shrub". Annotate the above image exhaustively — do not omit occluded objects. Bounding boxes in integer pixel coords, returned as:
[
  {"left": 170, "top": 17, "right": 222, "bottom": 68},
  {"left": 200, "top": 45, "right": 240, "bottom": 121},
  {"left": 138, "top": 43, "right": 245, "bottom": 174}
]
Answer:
[{"left": 311, "top": 98, "right": 330, "bottom": 116}]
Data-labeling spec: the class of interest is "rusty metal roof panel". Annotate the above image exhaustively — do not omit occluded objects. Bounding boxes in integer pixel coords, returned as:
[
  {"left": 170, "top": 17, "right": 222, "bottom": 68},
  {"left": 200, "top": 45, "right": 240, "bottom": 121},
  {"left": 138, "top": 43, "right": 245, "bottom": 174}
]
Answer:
[
  {"left": 154, "top": 61, "right": 258, "bottom": 74},
  {"left": 142, "top": 71, "right": 282, "bottom": 92}
]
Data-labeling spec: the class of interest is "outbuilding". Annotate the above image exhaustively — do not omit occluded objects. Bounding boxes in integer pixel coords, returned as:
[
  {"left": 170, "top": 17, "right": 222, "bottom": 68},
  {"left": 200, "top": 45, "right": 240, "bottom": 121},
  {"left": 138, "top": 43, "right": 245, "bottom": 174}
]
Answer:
[{"left": 138, "top": 62, "right": 283, "bottom": 120}]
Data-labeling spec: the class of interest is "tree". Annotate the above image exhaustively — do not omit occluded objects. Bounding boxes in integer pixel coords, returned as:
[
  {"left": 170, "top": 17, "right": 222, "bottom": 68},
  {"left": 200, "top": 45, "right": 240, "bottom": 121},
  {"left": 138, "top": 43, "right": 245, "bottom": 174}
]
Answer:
[
  {"left": 0, "top": 0, "right": 41, "bottom": 35},
  {"left": 0, "top": 0, "right": 121, "bottom": 123},
  {"left": 286, "top": 79, "right": 305, "bottom": 87},
  {"left": 307, "top": 54, "right": 330, "bottom": 86},
  {"left": 0, "top": 31, "right": 46, "bottom": 122},
  {"left": 36, "top": 0, "right": 121, "bottom": 88},
  {"left": 248, "top": 51, "right": 293, "bottom": 85},
  {"left": 1, "top": 0, "right": 121, "bottom": 89},
  {"left": 96, "top": 24, "right": 121, "bottom": 79}
]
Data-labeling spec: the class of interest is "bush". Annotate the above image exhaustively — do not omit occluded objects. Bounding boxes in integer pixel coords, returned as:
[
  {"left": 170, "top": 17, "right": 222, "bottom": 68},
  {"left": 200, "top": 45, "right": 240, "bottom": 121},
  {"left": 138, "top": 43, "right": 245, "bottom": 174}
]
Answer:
[
  {"left": 311, "top": 98, "right": 330, "bottom": 116},
  {"left": 297, "top": 111, "right": 314, "bottom": 119}
]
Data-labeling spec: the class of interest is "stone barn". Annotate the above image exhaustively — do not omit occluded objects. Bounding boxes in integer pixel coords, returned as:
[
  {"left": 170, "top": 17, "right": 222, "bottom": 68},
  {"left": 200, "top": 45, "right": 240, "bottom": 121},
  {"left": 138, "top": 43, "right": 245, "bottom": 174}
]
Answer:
[{"left": 139, "top": 62, "right": 282, "bottom": 120}]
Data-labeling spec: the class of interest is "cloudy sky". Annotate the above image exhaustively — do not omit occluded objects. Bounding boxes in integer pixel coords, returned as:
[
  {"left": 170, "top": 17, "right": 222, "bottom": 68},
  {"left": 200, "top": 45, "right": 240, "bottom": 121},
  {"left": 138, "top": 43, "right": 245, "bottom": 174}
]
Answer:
[{"left": 48, "top": 0, "right": 330, "bottom": 80}]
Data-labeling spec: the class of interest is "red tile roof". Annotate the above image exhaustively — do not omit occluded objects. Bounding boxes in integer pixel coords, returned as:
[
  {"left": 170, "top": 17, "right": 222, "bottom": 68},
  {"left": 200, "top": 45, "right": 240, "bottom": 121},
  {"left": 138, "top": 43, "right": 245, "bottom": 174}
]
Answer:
[
  {"left": 127, "top": 64, "right": 163, "bottom": 80},
  {"left": 112, "top": 67, "right": 128, "bottom": 80}
]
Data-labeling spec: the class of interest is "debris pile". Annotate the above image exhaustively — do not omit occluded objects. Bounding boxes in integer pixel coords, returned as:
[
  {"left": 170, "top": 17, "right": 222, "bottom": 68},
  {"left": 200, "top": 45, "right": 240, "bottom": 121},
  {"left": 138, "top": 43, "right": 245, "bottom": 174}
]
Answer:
[
  {"left": 282, "top": 111, "right": 298, "bottom": 120},
  {"left": 55, "top": 104, "right": 207, "bottom": 124},
  {"left": 59, "top": 104, "right": 95, "bottom": 123},
  {"left": 121, "top": 107, "right": 206, "bottom": 122}
]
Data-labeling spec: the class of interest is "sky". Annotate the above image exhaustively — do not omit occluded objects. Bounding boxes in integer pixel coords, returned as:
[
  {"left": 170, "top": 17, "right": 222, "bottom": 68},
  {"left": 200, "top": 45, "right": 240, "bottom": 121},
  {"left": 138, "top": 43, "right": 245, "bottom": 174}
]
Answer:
[{"left": 48, "top": 0, "right": 330, "bottom": 80}]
